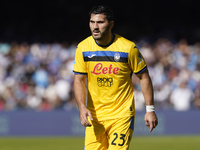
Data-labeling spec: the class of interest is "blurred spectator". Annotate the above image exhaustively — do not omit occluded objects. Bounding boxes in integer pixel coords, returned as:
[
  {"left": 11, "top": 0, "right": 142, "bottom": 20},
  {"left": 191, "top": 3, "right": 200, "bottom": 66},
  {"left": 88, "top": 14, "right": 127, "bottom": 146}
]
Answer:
[
  {"left": 134, "top": 89, "right": 145, "bottom": 111},
  {"left": 169, "top": 81, "right": 194, "bottom": 111},
  {"left": 26, "top": 85, "right": 42, "bottom": 110},
  {"left": 193, "top": 87, "right": 200, "bottom": 109},
  {"left": 0, "top": 96, "right": 5, "bottom": 111},
  {"left": 55, "top": 79, "right": 71, "bottom": 102},
  {"left": 0, "top": 42, "right": 11, "bottom": 55},
  {"left": 32, "top": 64, "right": 49, "bottom": 88}
]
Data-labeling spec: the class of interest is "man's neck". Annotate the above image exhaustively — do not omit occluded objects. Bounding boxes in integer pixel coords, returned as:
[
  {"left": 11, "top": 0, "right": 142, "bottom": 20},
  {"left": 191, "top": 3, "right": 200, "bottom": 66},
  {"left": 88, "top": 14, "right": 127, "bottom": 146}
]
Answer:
[{"left": 96, "top": 33, "right": 113, "bottom": 47}]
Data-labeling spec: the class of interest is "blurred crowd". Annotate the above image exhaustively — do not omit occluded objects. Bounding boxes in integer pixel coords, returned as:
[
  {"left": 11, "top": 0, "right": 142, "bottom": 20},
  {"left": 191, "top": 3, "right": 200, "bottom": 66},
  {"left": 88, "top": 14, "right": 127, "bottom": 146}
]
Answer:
[
  {"left": 0, "top": 38, "right": 199, "bottom": 112},
  {"left": 134, "top": 38, "right": 200, "bottom": 111},
  {"left": 0, "top": 41, "right": 77, "bottom": 111}
]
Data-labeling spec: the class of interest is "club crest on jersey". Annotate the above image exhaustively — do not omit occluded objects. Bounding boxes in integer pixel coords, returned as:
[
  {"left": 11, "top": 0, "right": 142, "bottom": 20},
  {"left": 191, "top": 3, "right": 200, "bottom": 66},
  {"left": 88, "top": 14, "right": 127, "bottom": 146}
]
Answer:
[{"left": 114, "top": 52, "right": 120, "bottom": 62}]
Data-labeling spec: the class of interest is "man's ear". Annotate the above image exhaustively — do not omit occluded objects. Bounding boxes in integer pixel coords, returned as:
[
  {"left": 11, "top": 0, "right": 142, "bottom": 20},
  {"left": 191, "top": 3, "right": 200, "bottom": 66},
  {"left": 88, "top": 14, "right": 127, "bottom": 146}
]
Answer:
[{"left": 110, "top": 21, "right": 114, "bottom": 29}]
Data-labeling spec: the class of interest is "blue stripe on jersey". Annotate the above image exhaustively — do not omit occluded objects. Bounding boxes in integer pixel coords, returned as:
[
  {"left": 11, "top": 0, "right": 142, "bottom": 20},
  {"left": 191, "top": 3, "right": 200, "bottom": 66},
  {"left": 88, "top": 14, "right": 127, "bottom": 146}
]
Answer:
[
  {"left": 129, "top": 116, "right": 134, "bottom": 130},
  {"left": 83, "top": 51, "right": 128, "bottom": 58},
  {"left": 73, "top": 71, "right": 87, "bottom": 75},
  {"left": 135, "top": 66, "right": 147, "bottom": 74}
]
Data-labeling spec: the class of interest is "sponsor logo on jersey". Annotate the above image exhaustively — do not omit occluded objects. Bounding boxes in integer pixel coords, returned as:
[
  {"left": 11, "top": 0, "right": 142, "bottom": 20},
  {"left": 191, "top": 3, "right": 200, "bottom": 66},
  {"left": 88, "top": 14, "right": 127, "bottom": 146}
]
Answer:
[
  {"left": 91, "top": 63, "right": 119, "bottom": 75},
  {"left": 97, "top": 77, "right": 113, "bottom": 87},
  {"left": 88, "top": 54, "right": 96, "bottom": 58}
]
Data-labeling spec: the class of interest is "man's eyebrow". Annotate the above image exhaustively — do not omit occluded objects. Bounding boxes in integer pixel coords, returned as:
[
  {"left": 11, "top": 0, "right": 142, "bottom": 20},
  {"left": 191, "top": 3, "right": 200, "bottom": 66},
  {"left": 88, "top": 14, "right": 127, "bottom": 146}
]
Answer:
[
  {"left": 90, "top": 20, "right": 104, "bottom": 23},
  {"left": 97, "top": 21, "right": 104, "bottom": 23}
]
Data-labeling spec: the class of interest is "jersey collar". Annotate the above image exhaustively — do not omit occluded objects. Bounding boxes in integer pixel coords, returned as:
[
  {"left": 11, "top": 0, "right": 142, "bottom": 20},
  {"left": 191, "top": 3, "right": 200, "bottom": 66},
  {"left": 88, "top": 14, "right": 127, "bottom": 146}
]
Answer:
[{"left": 95, "top": 33, "right": 115, "bottom": 47}]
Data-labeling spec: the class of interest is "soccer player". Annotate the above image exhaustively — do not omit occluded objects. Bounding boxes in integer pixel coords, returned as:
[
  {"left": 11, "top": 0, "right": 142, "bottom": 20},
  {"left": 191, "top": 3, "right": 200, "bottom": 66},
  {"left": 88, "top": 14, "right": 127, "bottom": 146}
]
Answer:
[{"left": 73, "top": 5, "right": 158, "bottom": 150}]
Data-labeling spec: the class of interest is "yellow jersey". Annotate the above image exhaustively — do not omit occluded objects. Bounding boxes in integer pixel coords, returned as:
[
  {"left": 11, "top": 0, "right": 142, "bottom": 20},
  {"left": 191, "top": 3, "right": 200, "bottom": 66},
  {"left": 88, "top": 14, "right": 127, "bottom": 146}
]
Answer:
[{"left": 73, "top": 34, "right": 147, "bottom": 121}]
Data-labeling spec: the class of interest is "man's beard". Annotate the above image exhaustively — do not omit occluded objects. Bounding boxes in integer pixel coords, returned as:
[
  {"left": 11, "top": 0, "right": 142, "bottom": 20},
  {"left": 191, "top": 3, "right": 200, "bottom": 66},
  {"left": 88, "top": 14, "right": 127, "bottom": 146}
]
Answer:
[
  {"left": 92, "top": 31, "right": 102, "bottom": 40},
  {"left": 91, "top": 25, "right": 110, "bottom": 41}
]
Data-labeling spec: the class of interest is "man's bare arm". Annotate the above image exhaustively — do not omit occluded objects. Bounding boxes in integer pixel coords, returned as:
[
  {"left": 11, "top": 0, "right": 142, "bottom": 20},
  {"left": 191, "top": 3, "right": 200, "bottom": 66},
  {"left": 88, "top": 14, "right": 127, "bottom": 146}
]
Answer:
[
  {"left": 136, "top": 69, "right": 158, "bottom": 132},
  {"left": 74, "top": 74, "right": 93, "bottom": 127}
]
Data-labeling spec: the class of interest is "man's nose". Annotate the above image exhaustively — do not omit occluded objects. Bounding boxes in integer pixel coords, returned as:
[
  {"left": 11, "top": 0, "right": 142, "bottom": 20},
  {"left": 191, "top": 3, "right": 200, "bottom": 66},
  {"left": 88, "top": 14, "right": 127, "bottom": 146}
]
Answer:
[{"left": 94, "top": 23, "right": 98, "bottom": 29}]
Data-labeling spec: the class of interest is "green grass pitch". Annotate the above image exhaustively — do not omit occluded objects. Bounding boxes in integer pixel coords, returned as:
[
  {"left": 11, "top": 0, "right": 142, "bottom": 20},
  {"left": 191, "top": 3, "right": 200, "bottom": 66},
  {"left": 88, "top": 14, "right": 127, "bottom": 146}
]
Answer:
[{"left": 0, "top": 136, "right": 199, "bottom": 150}]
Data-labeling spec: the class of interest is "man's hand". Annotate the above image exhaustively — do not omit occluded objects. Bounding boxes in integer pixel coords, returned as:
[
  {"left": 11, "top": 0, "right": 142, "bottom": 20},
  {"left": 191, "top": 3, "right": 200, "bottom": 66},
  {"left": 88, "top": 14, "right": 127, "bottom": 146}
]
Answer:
[
  {"left": 144, "top": 112, "right": 158, "bottom": 132},
  {"left": 79, "top": 106, "right": 93, "bottom": 127}
]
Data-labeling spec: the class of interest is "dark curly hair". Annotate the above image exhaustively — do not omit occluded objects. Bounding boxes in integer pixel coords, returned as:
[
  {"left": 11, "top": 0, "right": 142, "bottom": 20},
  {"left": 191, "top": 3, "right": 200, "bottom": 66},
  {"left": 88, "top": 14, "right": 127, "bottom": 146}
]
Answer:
[{"left": 89, "top": 5, "right": 114, "bottom": 22}]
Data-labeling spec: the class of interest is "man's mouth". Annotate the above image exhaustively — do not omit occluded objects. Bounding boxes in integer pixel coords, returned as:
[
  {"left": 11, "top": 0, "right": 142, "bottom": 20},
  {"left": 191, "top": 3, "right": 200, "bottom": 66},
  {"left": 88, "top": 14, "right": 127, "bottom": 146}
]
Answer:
[{"left": 93, "top": 30, "right": 100, "bottom": 33}]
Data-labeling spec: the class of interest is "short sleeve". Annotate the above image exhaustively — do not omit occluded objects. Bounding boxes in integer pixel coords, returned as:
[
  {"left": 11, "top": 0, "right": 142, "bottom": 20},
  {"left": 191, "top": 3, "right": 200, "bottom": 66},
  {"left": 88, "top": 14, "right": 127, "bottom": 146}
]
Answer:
[
  {"left": 73, "top": 45, "right": 87, "bottom": 74},
  {"left": 128, "top": 44, "right": 147, "bottom": 74}
]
